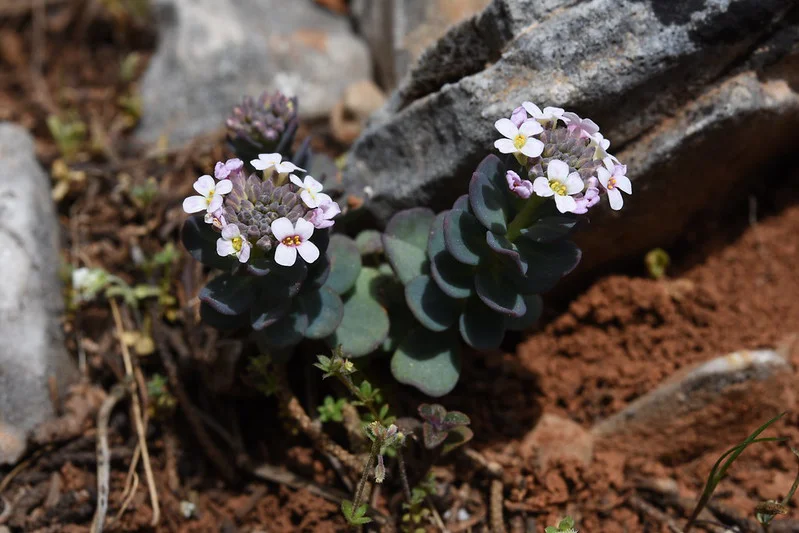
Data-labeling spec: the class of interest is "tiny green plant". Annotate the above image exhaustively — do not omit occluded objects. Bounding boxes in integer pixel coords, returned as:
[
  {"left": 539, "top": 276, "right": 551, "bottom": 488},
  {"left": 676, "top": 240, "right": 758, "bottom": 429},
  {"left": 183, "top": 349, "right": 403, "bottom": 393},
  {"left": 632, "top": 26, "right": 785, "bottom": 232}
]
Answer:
[
  {"left": 318, "top": 396, "right": 347, "bottom": 423},
  {"left": 645, "top": 247, "right": 670, "bottom": 279},
  {"left": 47, "top": 113, "right": 87, "bottom": 162},
  {"left": 546, "top": 515, "right": 577, "bottom": 533}
]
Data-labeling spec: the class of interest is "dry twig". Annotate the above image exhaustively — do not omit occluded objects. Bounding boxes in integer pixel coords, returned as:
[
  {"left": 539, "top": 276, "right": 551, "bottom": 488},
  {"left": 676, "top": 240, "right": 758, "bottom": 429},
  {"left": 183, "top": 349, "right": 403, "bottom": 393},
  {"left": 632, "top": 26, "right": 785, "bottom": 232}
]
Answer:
[{"left": 90, "top": 383, "right": 127, "bottom": 533}]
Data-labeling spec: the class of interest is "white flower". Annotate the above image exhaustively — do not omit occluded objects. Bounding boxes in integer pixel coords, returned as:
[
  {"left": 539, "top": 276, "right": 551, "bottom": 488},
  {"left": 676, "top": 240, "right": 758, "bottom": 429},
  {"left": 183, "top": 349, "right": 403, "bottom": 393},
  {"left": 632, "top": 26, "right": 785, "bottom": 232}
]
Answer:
[
  {"left": 589, "top": 131, "right": 619, "bottom": 163},
  {"left": 597, "top": 157, "right": 632, "bottom": 211},
  {"left": 271, "top": 217, "right": 320, "bottom": 267},
  {"left": 250, "top": 153, "right": 306, "bottom": 175},
  {"left": 562, "top": 112, "right": 600, "bottom": 139},
  {"left": 289, "top": 174, "right": 332, "bottom": 208},
  {"left": 522, "top": 101, "right": 566, "bottom": 125},
  {"left": 216, "top": 224, "right": 251, "bottom": 263},
  {"left": 182, "top": 175, "right": 233, "bottom": 214},
  {"left": 532, "top": 160, "right": 584, "bottom": 214},
  {"left": 204, "top": 208, "right": 227, "bottom": 229},
  {"left": 494, "top": 118, "right": 544, "bottom": 158}
]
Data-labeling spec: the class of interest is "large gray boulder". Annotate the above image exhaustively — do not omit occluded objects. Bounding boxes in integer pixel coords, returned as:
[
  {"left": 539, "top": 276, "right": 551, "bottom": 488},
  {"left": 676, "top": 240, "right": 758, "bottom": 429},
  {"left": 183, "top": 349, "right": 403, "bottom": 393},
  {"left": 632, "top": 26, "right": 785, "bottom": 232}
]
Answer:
[
  {"left": 136, "top": 0, "right": 371, "bottom": 146},
  {"left": 0, "top": 123, "right": 76, "bottom": 464},
  {"left": 343, "top": 0, "right": 799, "bottom": 270}
]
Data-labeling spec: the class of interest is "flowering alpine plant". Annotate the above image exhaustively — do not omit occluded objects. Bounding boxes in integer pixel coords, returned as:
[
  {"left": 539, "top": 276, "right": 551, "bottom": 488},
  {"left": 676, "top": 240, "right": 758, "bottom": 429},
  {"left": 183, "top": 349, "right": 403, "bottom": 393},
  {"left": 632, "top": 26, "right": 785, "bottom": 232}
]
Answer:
[{"left": 381, "top": 101, "right": 631, "bottom": 396}]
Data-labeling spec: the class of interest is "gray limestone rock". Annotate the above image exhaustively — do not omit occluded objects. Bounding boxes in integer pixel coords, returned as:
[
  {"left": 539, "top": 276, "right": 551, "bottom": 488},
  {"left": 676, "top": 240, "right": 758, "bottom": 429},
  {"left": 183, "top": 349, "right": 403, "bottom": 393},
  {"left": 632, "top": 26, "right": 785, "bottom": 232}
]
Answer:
[
  {"left": 343, "top": 0, "right": 799, "bottom": 271},
  {"left": 136, "top": 0, "right": 371, "bottom": 146},
  {"left": 0, "top": 123, "right": 76, "bottom": 464}
]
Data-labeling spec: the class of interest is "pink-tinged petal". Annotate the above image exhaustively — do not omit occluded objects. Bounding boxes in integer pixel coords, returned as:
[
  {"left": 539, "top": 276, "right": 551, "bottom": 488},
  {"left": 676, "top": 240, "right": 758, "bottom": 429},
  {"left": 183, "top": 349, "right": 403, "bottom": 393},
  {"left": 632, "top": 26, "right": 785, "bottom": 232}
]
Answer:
[
  {"left": 323, "top": 200, "right": 341, "bottom": 217},
  {"left": 270, "top": 217, "right": 294, "bottom": 241},
  {"left": 207, "top": 194, "right": 223, "bottom": 213},
  {"left": 547, "top": 160, "right": 569, "bottom": 181},
  {"left": 614, "top": 175, "right": 632, "bottom": 194},
  {"left": 274, "top": 244, "right": 297, "bottom": 266},
  {"left": 297, "top": 241, "right": 320, "bottom": 264},
  {"left": 238, "top": 243, "right": 251, "bottom": 263},
  {"left": 300, "top": 189, "right": 319, "bottom": 208},
  {"left": 295, "top": 217, "right": 315, "bottom": 240},
  {"left": 562, "top": 111, "right": 579, "bottom": 124},
  {"left": 510, "top": 106, "right": 527, "bottom": 127},
  {"left": 565, "top": 173, "right": 584, "bottom": 195},
  {"left": 303, "top": 176, "right": 324, "bottom": 193},
  {"left": 522, "top": 101, "right": 542, "bottom": 117},
  {"left": 221, "top": 224, "right": 240, "bottom": 239},
  {"left": 506, "top": 170, "right": 521, "bottom": 187},
  {"left": 519, "top": 119, "right": 543, "bottom": 137},
  {"left": 514, "top": 180, "right": 533, "bottom": 199},
  {"left": 193, "top": 175, "right": 215, "bottom": 196},
  {"left": 608, "top": 188, "right": 624, "bottom": 210},
  {"left": 290, "top": 174, "right": 304, "bottom": 188},
  {"left": 215, "top": 179, "right": 233, "bottom": 195},
  {"left": 217, "top": 239, "right": 235, "bottom": 257},
  {"left": 520, "top": 137, "right": 544, "bottom": 158},
  {"left": 543, "top": 106, "right": 564, "bottom": 118},
  {"left": 532, "top": 177, "right": 554, "bottom": 197},
  {"left": 572, "top": 199, "right": 588, "bottom": 215},
  {"left": 182, "top": 196, "right": 207, "bottom": 213},
  {"left": 554, "top": 194, "right": 577, "bottom": 214},
  {"left": 316, "top": 192, "right": 333, "bottom": 206},
  {"left": 583, "top": 118, "right": 600, "bottom": 135},
  {"left": 494, "top": 118, "right": 518, "bottom": 139},
  {"left": 494, "top": 139, "right": 517, "bottom": 154},
  {"left": 602, "top": 157, "right": 615, "bottom": 172},
  {"left": 596, "top": 167, "right": 611, "bottom": 188}
]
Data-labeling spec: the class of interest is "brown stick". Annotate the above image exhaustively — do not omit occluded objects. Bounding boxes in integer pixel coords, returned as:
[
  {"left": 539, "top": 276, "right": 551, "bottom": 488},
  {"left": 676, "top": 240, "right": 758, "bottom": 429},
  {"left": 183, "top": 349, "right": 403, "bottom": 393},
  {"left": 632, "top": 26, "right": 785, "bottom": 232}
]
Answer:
[{"left": 90, "top": 384, "right": 127, "bottom": 533}]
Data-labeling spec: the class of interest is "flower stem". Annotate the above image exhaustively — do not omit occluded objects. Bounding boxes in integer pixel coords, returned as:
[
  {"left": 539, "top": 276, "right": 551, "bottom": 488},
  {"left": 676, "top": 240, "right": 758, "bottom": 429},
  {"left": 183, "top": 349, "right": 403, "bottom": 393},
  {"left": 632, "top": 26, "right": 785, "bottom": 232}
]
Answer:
[
  {"left": 505, "top": 196, "right": 544, "bottom": 241},
  {"left": 352, "top": 438, "right": 380, "bottom": 515},
  {"left": 397, "top": 449, "right": 412, "bottom": 503}
]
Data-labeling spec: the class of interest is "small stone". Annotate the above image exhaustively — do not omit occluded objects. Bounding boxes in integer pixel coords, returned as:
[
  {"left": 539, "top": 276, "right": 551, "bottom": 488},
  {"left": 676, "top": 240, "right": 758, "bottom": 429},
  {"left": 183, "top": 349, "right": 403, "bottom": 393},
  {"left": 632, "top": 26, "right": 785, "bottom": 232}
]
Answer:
[
  {"left": 520, "top": 414, "right": 594, "bottom": 470},
  {"left": 136, "top": 0, "right": 371, "bottom": 146},
  {"left": 592, "top": 349, "right": 793, "bottom": 461},
  {"left": 330, "top": 81, "right": 387, "bottom": 145},
  {"left": 0, "top": 123, "right": 77, "bottom": 465}
]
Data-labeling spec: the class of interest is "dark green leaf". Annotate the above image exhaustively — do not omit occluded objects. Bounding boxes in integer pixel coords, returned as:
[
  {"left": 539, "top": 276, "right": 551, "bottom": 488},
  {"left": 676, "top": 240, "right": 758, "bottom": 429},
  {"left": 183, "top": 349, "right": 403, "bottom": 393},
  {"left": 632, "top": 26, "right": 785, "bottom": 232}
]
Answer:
[
  {"left": 383, "top": 207, "right": 435, "bottom": 284},
  {"left": 452, "top": 194, "right": 470, "bottom": 212},
  {"left": 391, "top": 328, "right": 461, "bottom": 397},
  {"left": 255, "top": 299, "right": 308, "bottom": 348},
  {"left": 469, "top": 155, "right": 511, "bottom": 233},
  {"left": 505, "top": 294, "right": 543, "bottom": 331},
  {"left": 485, "top": 232, "right": 525, "bottom": 275},
  {"left": 418, "top": 404, "right": 446, "bottom": 425},
  {"left": 458, "top": 297, "right": 505, "bottom": 350},
  {"left": 405, "top": 275, "right": 459, "bottom": 332},
  {"left": 474, "top": 268, "right": 527, "bottom": 317},
  {"left": 305, "top": 254, "right": 331, "bottom": 289},
  {"left": 422, "top": 422, "right": 449, "bottom": 449},
  {"left": 199, "top": 274, "right": 256, "bottom": 316},
  {"left": 199, "top": 302, "right": 247, "bottom": 330},
  {"left": 300, "top": 287, "right": 344, "bottom": 339},
  {"left": 513, "top": 239, "right": 582, "bottom": 293},
  {"left": 327, "top": 267, "right": 390, "bottom": 357},
  {"left": 428, "top": 212, "right": 473, "bottom": 299},
  {"left": 355, "top": 229, "right": 384, "bottom": 256},
  {"left": 324, "top": 234, "right": 362, "bottom": 295},
  {"left": 245, "top": 256, "right": 273, "bottom": 276},
  {"left": 443, "top": 209, "right": 490, "bottom": 266},
  {"left": 519, "top": 215, "right": 578, "bottom": 243},
  {"left": 443, "top": 411, "right": 470, "bottom": 427},
  {"left": 181, "top": 216, "right": 234, "bottom": 270},
  {"left": 442, "top": 426, "right": 474, "bottom": 455}
]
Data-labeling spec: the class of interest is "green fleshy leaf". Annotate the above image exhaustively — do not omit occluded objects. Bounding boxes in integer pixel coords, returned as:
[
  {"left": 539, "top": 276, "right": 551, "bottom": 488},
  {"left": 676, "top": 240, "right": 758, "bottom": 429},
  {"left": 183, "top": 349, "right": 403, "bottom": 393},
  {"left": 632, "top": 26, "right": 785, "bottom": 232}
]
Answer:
[
  {"left": 443, "top": 411, "right": 470, "bottom": 427},
  {"left": 404, "top": 275, "right": 459, "bottom": 332},
  {"left": 327, "top": 267, "right": 390, "bottom": 357},
  {"left": 199, "top": 274, "right": 256, "bottom": 316},
  {"left": 469, "top": 155, "right": 511, "bottom": 234},
  {"left": 300, "top": 287, "right": 344, "bottom": 339},
  {"left": 391, "top": 328, "right": 461, "bottom": 397},
  {"left": 245, "top": 256, "right": 274, "bottom": 276},
  {"left": 255, "top": 299, "right": 308, "bottom": 348},
  {"left": 452, "top": 194, "right": 470, "bottom": 212},
  {"left": 513, "top": 239, "right": 582, "bottom": 293},
  {"left": 485, "top": 231, "right": 525, "bottom": 275},
  {"left": 458, "top": 297, "right": 505, "bottom": 350},
  {"left": 505, "top": 294, "right": 543, "bottom": 331},
  {"left": 355, "top": 229, "right": 384, "bottom": 256},
  {"left": 422, "top": 422, "right": 449, "bottom": 449},
  {"left": 441, "top": 426, "right": 474, "bottom": 455},
  {"left": 418, "top": 404, "right": 446, "bottom": 424},
  {"left": 305, "top": 254, "right": 331, "bottom": 289},
  {"left": 443, "top": 209, "right": 490, "bottom": 266},
  {"left": 272, "top": 261, "right": 307, "bottom": 297},
  {"left": 428, "top": 212, "right": 474, "bottom": 299},
  {"left": 324, "top": 234, "right": 362, "bottom": 295},
  {"left": 181, "top": 215, "right": 234, "bottom": 270},
  {"left": 383, "top": 207, "right": 435, "bottom": 284},
  {"left": 519, "top": 214, "right": 578, "bottom": 243},
  {"left": 199, "top": 302, "right": 247, "bottom": 330},
  {"left": 249, "top": 275, "right": 292, "bottom": 330},
  {"left": 474, "top": 268, "right": 526, "bottom": 317}
]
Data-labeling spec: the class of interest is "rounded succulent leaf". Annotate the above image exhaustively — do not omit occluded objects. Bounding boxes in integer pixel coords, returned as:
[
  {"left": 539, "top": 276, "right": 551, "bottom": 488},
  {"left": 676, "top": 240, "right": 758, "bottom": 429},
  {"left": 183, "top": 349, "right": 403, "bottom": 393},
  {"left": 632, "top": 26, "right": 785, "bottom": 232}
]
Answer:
[
  {"left": 469, "top": 155, "right": 511, "bottom": 234},
  {"left": 418, "top": 404, "right": 446, "bottom": 424},
  {"left": 272, "top": 261, "right": 308, "bottom": 298},
  {"left": 383, "top": 207, "right": 435, "bottom": 285},
  {"left": 441, "top": 426, "right": 474, "bottom": 455},
  {"left": 199, "top": 302, "right": 247, "bottom": 330},
  {"left": 458, "top": 297, "right": 505, "bottom": 350},
  {"left": 518, "top": 215, "right": 579, "bottom": 243},
  {"left": 181, "top": 216, "right": 234, "bottom": 270},
  {"left": 513, "top": 238, "right": 582, "bottom": 293},
  {"left": 324, "top": 234, "right": 362, "bottom": 295},
  {"left": 249, "top": 279, "right": 291, "bottom": 331},
  {"left": 404, "top": 275, "right": 459, "bottom": 332},
  {"left": 443, "top": 209, "right": 490, "bottom": 266},
  {"left": 505, "top": 294, "right": 543, "bottom": 331},
  {"left": 485, "top": 232, "right": 525, "bottom": 275},
  {"left": 327, "top": 267, "right": 390, "bottom": 357},
  {"left": 474, "top": 268, "right": 527, "bottom": 318},
  {"left": 255, "top": 299, "right": 308, "bottom": 348},
  {"left": 245, "top": 256, "right": 274, "bottom": 277},
  {"left": 305, "top": 254, "right": 331, "bottom": 289},
  {"left": 300, "top": 287, "right": 344, "bottom": 339},
  {"left": 199, "top": 274, "right": 256, "bottom": 316},
  {"left": 428, "top": 212, "right": 474, "bottom": 299},
  {"left": 452, "top": 194, "right": 471, "bottom": 212},
  {"left": 355, "top": 230, "right": 384, "bottom": 256},
  {"left": 391, "top": 328, "right": 462, "bottom": 397}
]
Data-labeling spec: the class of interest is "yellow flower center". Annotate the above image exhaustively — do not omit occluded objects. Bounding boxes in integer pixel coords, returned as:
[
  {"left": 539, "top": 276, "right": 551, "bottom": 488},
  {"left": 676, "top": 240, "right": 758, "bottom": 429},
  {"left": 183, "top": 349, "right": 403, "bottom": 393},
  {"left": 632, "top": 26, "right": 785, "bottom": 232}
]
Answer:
[
  {"left": 607, "top": 177, "right": 617, "bottom": 190},
  {"left": 549, "top": 181, "right": 568, "bottom": 196},
  {"left": 282, "top": 235, "right": 302, "bottom": 247},
  {"left": 205, "top": 189, "right": 215, "bottom": 204},
  {"left": 232, "top": 236, "right": 243, "bottom": 252},
  {"left": 513, "top": 134, "right": 526, "bottom": 150}
]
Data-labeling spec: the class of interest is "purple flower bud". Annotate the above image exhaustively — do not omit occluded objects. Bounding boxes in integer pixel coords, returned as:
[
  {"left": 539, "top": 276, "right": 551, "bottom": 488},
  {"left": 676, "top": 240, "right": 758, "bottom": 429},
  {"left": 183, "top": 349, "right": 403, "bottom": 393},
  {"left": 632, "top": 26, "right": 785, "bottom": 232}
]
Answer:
[
  {"left": 214, "top": 158, "right": 244, "bottom": 180},
  {"left": 306, "top": 198, "right": 341, "bottom": 229},
  {"left": 505, "top": 170, "right": 534, "bottom": 199},
  {"left": 510, "top": 106, "right": 527, "bottom": 128}
]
